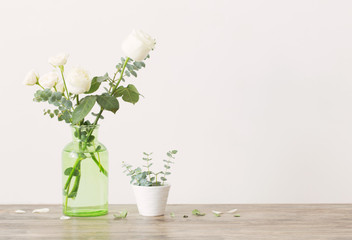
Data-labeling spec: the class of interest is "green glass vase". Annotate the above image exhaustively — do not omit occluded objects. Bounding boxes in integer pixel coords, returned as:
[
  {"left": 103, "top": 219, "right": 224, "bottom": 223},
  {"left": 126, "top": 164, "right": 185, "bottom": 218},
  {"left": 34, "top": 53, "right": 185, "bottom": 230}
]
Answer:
[{"left": 62, "top": 125, "right": 108, "bottom": 217}]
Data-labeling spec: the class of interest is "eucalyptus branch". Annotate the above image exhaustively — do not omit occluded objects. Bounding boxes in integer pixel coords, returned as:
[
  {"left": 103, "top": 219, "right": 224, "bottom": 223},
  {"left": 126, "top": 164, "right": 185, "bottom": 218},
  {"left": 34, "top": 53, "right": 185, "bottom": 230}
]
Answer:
[{"left": 123, "top": 150, "right": 177, "bottom": 186}]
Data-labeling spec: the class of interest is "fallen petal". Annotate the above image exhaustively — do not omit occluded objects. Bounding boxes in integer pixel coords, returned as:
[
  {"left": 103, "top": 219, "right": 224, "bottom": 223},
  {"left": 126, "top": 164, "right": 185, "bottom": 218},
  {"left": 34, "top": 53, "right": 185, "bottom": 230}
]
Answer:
[
  {"left": 15, "top": 210, "right": 26, "bottom": 214},
  {"left": 227, "top": 209, "right": 237, "bottom": 213},
  {"left": 60, "top": 216, "right": 71, "bottom": 220},
  {"left": 32, "top": 208, "right": 50, "bottom": 213},
  {"left": 212, "top": 210, "right": 223, "bottom": 215}
]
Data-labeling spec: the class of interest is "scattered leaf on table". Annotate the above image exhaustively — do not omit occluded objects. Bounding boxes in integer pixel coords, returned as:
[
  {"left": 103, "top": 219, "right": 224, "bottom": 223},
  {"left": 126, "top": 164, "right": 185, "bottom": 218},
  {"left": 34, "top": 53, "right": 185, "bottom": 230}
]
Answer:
[
  {"left": 234, "top": 214, "right": 241, "bottom": 217},
  {"left": 212, "top": 210, "right": 223, "bottom": 215},
  {"left": 192, "top": 209, "right": 205, "bottom": 216},
  {"left": 170, "top": 212, "right": 175, "bottom": 218},
  {"left": 212, "top": 210, "right": 222, "bottom": 217},
  {"left": 32, "top": 208, "right": 50, "bottom": 213},
  {"left": 227, "top": 209, "right": 237, "bottom": 214},
  {"left": 15, "top": 210, "right": 26, "bottom": 214},
  {"left": 114, "top": 210, "right": 128, "bottom": 219},
  {"left": 60, "top": 216, "right": 71, "bottom": 220}
]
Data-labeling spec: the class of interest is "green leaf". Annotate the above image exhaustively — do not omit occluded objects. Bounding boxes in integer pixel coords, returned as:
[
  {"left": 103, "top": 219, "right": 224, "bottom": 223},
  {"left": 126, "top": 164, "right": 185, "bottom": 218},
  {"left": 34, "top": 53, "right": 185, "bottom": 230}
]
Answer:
[
  {"left": 125, "top": 71, "right": 130, "bottom": 77},
  {"left": 92, "top": 112, "right": 104, "bottom": 119},
  {"left": 130, "top": 70, "right": 137, "bottom": 77},
  {"left": 85, "top": 77, "right": 101, "bottom": 94},
  {"left": 97, "top": 95, "right": 119, "bottom": 113},
  {"left": 171, "top": 150, "right": 178, "bottom": 154},
  {"left": 53, "top": 92, "right": 62, "bottom": 100},
  {"left": 85, "top": 74, "right": 109, "bottom": 94},
  {"left": 64, "top": 167, "right": 79, "bottom": 176},
  {"left": 161, "top": 177, "right": 167, "bottom": 181},
  {"left": 213, "top": 213, "right": 221, "bottom": 217},
  {"left": 234, "top": 214, "right": 241, "bottom": 217},
  {"left": 114, "top": 210, "right": 128, "bottom": 219},
  {"left": 63, "top": 111, "right": 71, "bottom": 123},
  {"left": 192, "top": 209, "right": 205, "bottom": 216},
  {"left": 62, "top": 98, "right": 72, "bottom": 109},
  {"left": 170, "top": 212, "right": 175, "bottom": 218},
  {"left": 71, "top": 96, "right": 96, "bottom": 124},
  {"left": 96, "top": 73, "right": 110, "bottom": 82},
  {"left": 114, "top": 84, "right": 140, "bottom": 104},
  {"left": 114, "top": 86, "right": 124, "bottom": 97},
  {"left": 126, "top": 64, "right": 133, "bottom": 71}
]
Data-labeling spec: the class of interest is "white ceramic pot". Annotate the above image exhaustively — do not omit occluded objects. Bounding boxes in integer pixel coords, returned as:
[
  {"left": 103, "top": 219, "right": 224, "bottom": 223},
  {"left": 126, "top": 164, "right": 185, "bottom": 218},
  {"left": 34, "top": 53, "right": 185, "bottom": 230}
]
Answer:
[{"left": 132, "top": 185, "right": 171, "bottom": 216}]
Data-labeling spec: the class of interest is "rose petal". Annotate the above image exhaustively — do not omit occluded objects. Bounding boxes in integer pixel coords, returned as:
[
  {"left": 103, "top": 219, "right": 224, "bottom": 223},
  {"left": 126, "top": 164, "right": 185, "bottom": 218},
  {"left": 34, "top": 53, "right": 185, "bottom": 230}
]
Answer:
[
  {"left": 15, "top": 210, "right": 26, "bottom": 214},
  {"left": 60, "top": 216, "right": 71, "bottom": 220},
  {"left": 227, "top": 209, "right": 237, "bottom": 213},
  {"left": 212, "top": 210, "right": 223, "bottom": 215},
  {"left": 32, "top": 208, "right": 50, "bottom": 213}
]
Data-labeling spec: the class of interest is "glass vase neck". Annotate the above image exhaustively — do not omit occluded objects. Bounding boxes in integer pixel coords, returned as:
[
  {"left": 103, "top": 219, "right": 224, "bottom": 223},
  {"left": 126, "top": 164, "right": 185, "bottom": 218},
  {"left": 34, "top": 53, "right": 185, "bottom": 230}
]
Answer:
[{"left": 70, "top": 125, "right": 100, "bottom": 143}]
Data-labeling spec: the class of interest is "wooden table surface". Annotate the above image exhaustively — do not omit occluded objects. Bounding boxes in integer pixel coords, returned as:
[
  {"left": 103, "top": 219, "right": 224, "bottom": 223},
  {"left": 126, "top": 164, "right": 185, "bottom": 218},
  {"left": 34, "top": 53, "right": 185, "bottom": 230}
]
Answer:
[{"left": 1, "top": 204, "right": 352, "bottom": 239}]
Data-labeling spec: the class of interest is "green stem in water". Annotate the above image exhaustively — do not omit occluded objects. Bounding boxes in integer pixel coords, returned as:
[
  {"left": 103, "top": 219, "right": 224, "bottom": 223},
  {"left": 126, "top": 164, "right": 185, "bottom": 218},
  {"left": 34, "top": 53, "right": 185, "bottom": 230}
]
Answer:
[
  {"left": 64, "top": 156, "right": 82, "bottom": 190},
  {"left": 64, "top": 180, "right": 71, "bottom": 212},
  {"left": 90, "top": 153, "right": 108, "bottom": 176},
  {"left": 68, "top": 161, "right": 81, "bottom": 198}
]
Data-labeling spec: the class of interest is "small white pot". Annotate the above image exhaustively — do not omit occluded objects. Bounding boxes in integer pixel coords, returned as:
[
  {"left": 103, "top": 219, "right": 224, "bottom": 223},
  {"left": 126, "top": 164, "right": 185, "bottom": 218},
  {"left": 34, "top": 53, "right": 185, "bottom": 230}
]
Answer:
[{"left": 132, "top": 185, "right": 171, "bottom": 216}]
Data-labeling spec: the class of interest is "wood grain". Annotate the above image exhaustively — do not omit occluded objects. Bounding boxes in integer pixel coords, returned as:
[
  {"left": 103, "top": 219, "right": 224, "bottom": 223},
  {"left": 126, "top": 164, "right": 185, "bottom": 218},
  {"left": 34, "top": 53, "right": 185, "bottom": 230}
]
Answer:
[{"left": 1, "top": 204, "right": 352, "bottom": 239}]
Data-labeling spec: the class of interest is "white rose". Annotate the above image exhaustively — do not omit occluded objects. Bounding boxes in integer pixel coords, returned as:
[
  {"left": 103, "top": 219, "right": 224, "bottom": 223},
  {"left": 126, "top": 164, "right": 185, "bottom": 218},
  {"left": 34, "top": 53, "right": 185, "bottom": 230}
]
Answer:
[
  {"left": 56, "top": 80, "right": 65, "bottom": 93},
  {"left": 39, "top": 72, "right": 59, "bottom": 88},
  {"left": 49, "top": 53, "right": 69, "bottom": 67},
  {"left": 23, "top": 70, "right": 39, "bottom": 86},
  {"left": 66, "top": 67, "right": 91, "bottom": 94},
  {"left": 121, "top": 29, "right": 156, "bottom": 61}
]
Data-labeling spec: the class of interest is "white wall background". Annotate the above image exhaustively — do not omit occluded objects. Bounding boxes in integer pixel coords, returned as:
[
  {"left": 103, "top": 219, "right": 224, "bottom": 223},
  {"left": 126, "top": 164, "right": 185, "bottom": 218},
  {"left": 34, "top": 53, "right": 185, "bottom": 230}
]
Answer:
[{"left": 1, "top": 0, "right": 352, "bottom": 204}]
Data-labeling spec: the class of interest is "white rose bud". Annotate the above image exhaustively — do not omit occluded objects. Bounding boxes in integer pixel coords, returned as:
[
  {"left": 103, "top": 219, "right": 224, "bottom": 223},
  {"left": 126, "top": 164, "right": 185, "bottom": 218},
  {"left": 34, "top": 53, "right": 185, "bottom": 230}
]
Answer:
[
  {"left": 39, "top": 72, "right": 59, "bottom": 88},
  {"left": 121, "top": 29, "right": 156, "bottom": 61},
  {"left": 49, "top": 53, "right": 69, "bottom": 67},
  {"left": 66, "top": 67, "right": 91, "bottom": 94},
  {"left": 56, "top": 81, "right": 65, "bottom": 93},
  {"left": 23, "top": 70, "right": 39, "bottom": 86}
]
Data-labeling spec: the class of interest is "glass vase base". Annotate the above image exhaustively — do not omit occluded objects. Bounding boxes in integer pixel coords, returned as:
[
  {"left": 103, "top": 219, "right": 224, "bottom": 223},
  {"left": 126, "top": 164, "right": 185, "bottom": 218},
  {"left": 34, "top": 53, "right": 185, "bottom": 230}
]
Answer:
[{"left": 63, "top": 205, "right": 108, "bottom": 217}]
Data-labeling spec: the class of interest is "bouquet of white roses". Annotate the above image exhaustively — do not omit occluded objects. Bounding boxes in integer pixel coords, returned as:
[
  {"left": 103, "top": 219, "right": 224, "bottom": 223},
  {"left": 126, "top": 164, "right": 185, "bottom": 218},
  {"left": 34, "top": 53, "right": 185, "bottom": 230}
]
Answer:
[{"left": 24, "top": 30, "right": 156, "bottom": 215}]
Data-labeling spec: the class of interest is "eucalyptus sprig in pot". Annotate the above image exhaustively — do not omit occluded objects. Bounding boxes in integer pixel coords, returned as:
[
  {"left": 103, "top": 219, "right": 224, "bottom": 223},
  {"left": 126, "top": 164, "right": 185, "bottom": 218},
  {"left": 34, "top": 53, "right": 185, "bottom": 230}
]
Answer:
[{"left": 123, "top": 150, "right": 177, "bottom": 216}]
